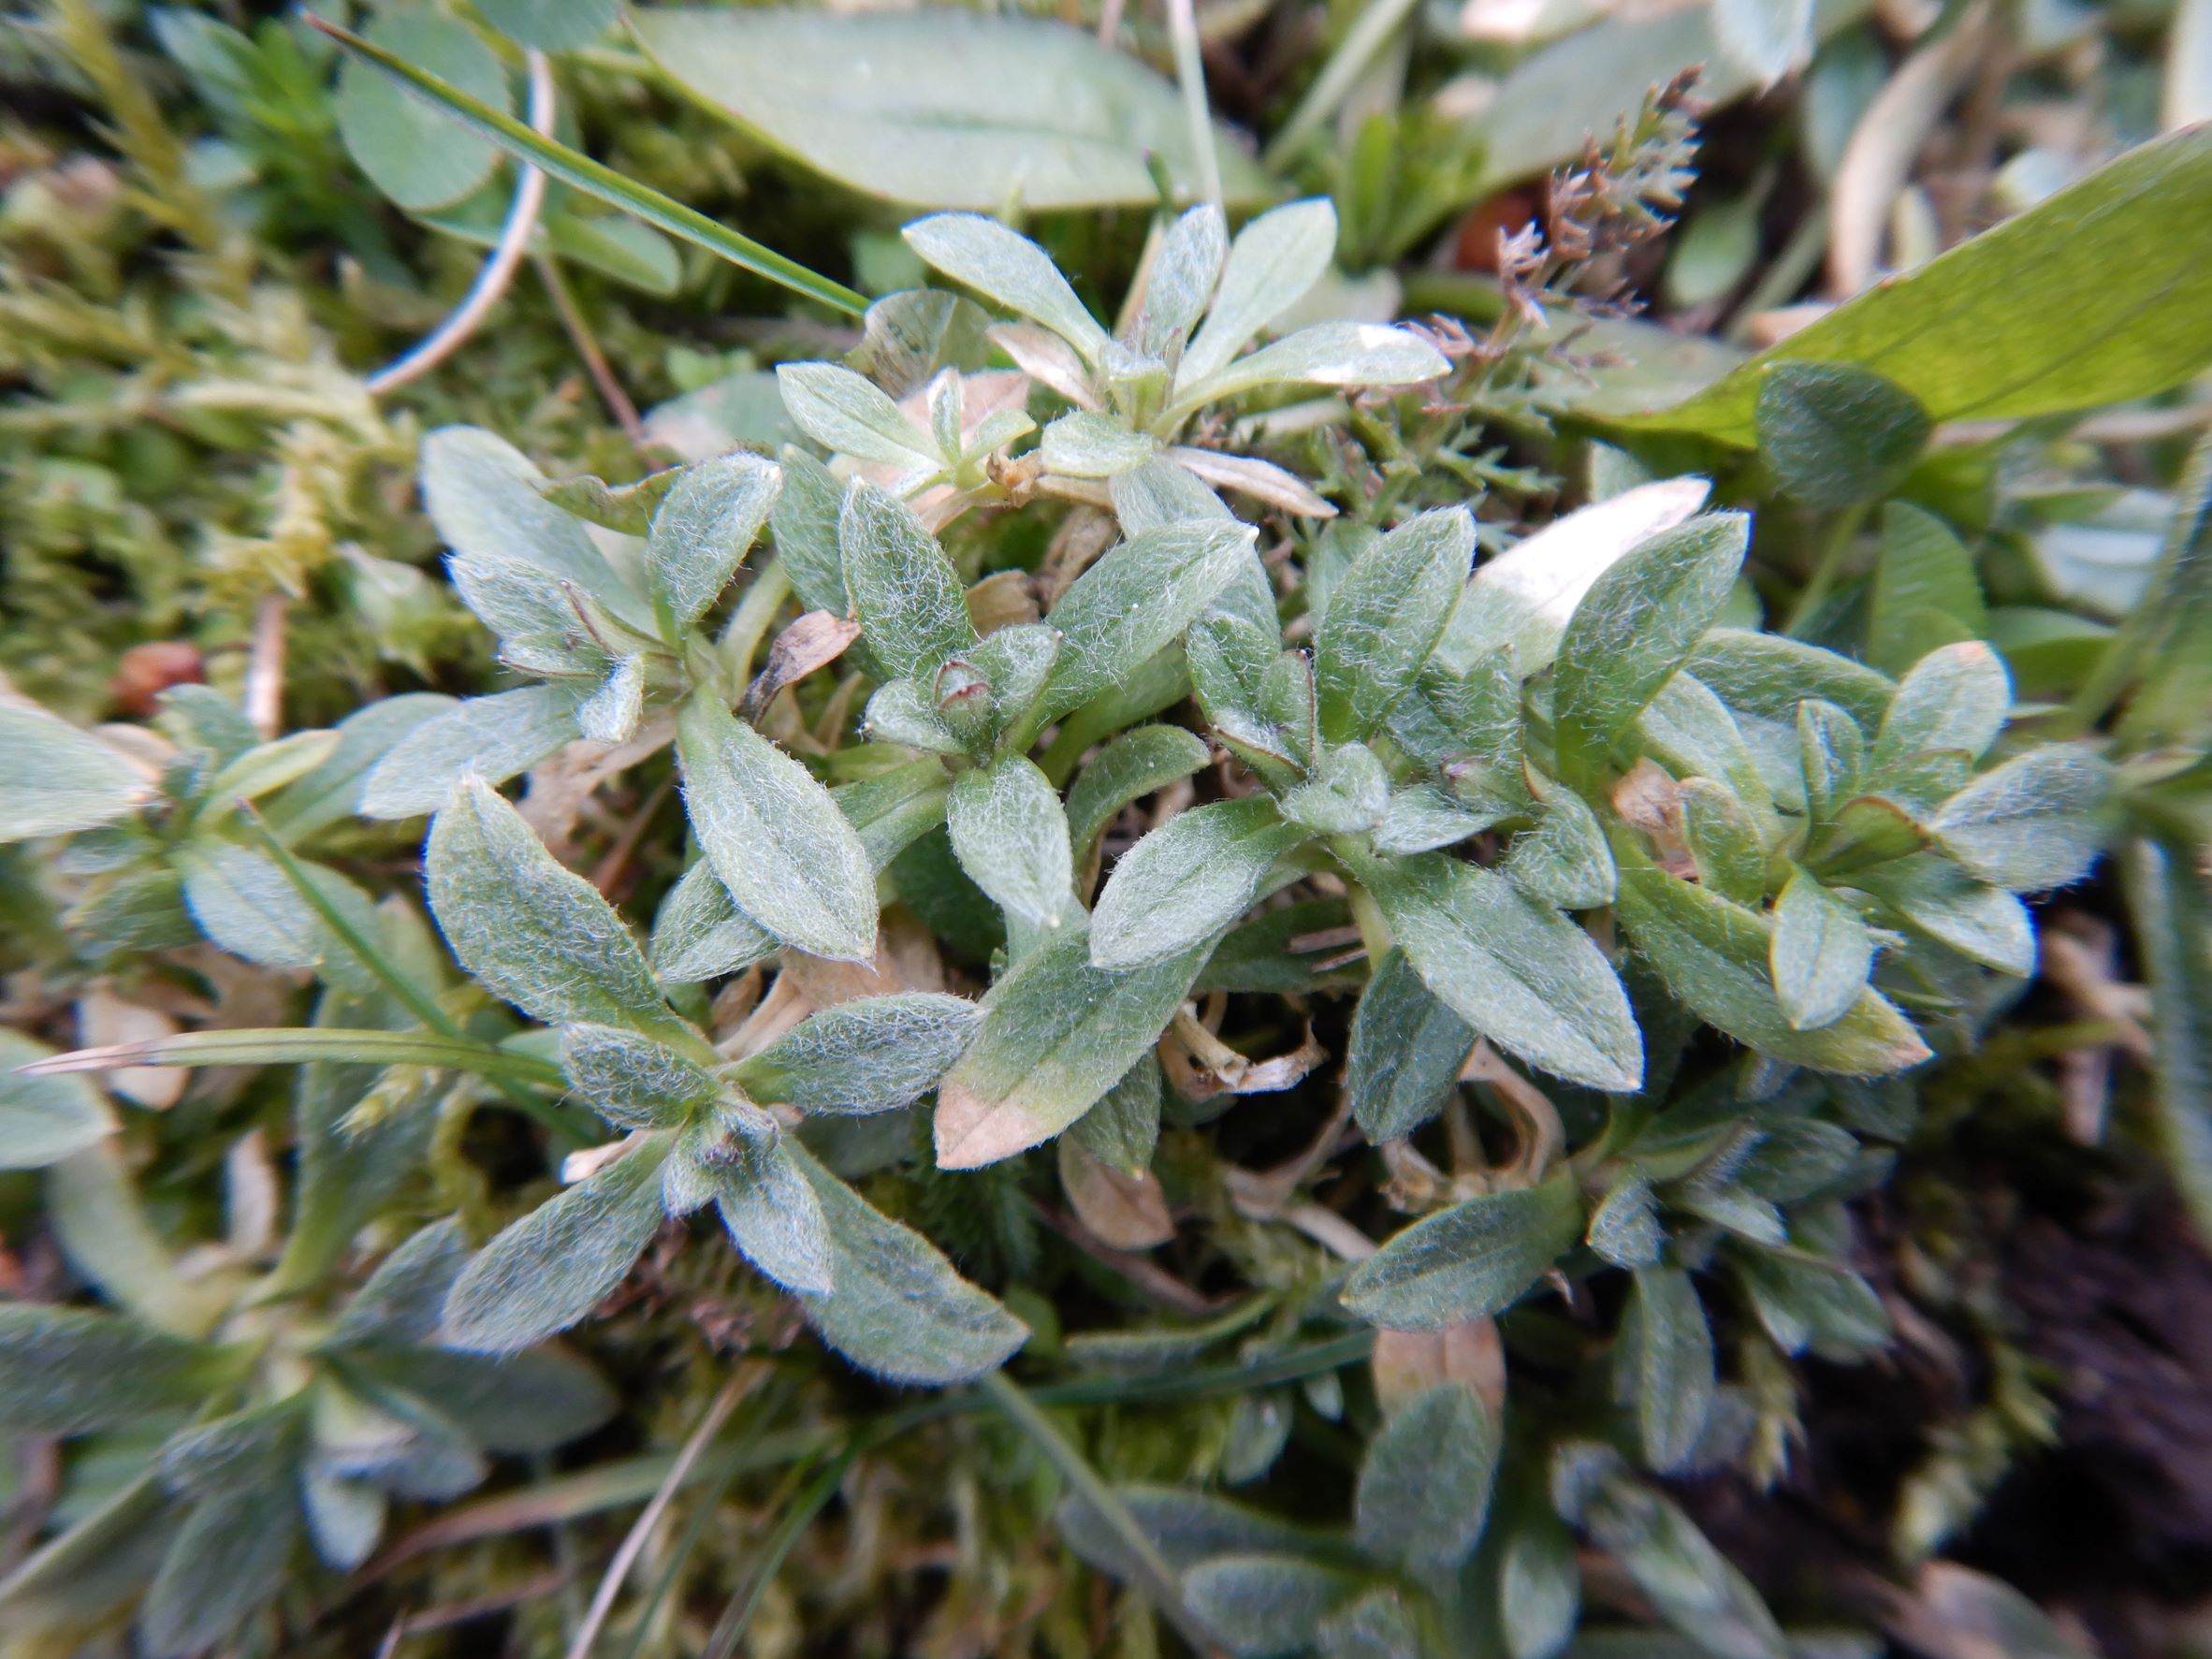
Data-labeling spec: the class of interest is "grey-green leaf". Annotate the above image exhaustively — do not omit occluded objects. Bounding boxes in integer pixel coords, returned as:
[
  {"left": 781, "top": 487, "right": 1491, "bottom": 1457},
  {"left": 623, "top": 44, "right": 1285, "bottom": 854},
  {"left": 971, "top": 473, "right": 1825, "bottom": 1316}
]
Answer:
[
  {"left": 698, "top": 1127, "right": 833, "bottom": 1294},
  {"left": 426, "top": 778, "right": 677, "bottom": 1034},
  {"left": 0, "top": 701, "right": 151, "bottom": 842},
  {"left": 776, "top": 362, "right": 935, "bottom": 471},
  {"left": 1554, "top": 514, "right": 1750, "bottom": 786},
  {"left": 1622, "top": 1267, "right": 1714, "bottom": 1473},
  {"left": 1346, "top": 948, "right": 1477, "bottom": 1142},
  {"left": 676, "top": 693, "right": 879, "bottom": 962},
  {"left": 646, "top": 452, "right": 781, "bottom": 634},
  {"left": 1342, "top": 1175, "right": 1586, "bottom": 1331},
  {"left": 838, "top": 479, "right": 977, "bottom": 682},
  {"left": 0, "top": 1304, "right": 234, "bottom": 1435},
  {"left": 1185, "top": 1554, "right": 1363, "bottom": 1659},
  {"left": 335, "top": 9, "right": 505, "bottom": 213},
  {"left": 732, "top": 993, "right": 980, "bottom": 1115},
  {"left": 1769, "top": 868, "right": 1875, "bottom": 1031},
  {"left": 360, "top": 684, "right": 584, "bottom": 820},
  {"left": 1754, "top": 362, "right": 1931, "bottom": 508},
  {"left": 1352, "top": 850, "right": 1642, "bottom": 1093},
  {"left": 937, "top": 920, "right": 1211, "bottom": 1168},
  {"left": 1353, "top": 1381, "right": 1499, "bottom": 1575},
  {"left": 0, "top": 1033, "right": 114, "bottom": 1171},
  {"left": 560, "top": 1024, "right": 715, "bottom": 1130},
  {"left": 789, "top": 1142, "right": 1026, "bottom": 1385},
  {"left": 1177, "top": 197, "right": 1337, "bottom": 390},
  {"left": 1931, "top": 744, "right": 2111, "bottom": 891},
  {"left": 648, "top": 860, "right": 778, "bottom": 983},
  {"left": 1314, "top": 507, "right": 1473, "bottom": 745},
  {"left": 905, "top": 212, "right": 1112, "bottom": 363},
  {"left": 1870, "top": 640, "right": 2010, "bottom": 775},
  {"left": 1091, "top": 797, "right": 1305, "bottom": 970},
  {"left": 1036, "top": 518, "right": 1258, "bottom": 726},
  {"left": 442, "top": 1143, "right": 668, "bottom": 1353},
  {"left": 1065, "top": 724, "right": 1212, "bottom": 861},
  {"left": 947, "top": 756, "right": 1079, "bottom": 951}
]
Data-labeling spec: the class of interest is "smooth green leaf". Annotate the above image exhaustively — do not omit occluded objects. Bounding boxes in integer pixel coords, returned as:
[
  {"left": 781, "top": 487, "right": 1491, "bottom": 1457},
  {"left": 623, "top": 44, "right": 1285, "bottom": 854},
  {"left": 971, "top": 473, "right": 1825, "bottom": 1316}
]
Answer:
[
  {"left": 473, "top": 0, "right": 617, "bottom": 52},
  {"left": 1035, "top": 518, "right": 1257, "bottom": 726},
  {"left": 335, "top": 9, "right": 504, "bottom": 213},
  {"left": 1867, "top": 503, "right": 1987, "bottom": 675},
  {"left": 1352, "top": 850, "right": 1643, "bottom": 1093},
  {"left": 634, "top": 10, "right": 1271, "bottom": 211},
  {"left": 1554, "top": 515, "right": 1749, "bottom": 785},
  {"left": 1931, "top": 744, "right": 2110, "bottom": 891},
  {"left": 733, "top": 993, "right": 979, "bottom": 1114},
  {"left": 646, "top": 452, "right": 780, "bottom": 634},
  {"left": 1315, "top": 508, "right": 1473, "bottom": 745},
  {"left": 0, "top": 701, "right": 151, "bottom": 842},
  {"left": 427, "top": 778, "right": 676, "bottom": 1034},
  {"left": 1354, "top": 1381, "right": 1498, "bottom": 1574},
  {"left": 1343, "top": 1175, "right": 1585, "bottom": 1330},
  {"left": 443, "top": 1142, "right": 669, "bottom": 1353},
  {"left": 1620, "top": 127, "right": 2212, "bottom": 441},
  {"left": 1092, "top": 797, "right": 1306, "bottom": 970},
  {"left": 1754, "top": 363, "right": 1930, "bottom": 508},
  {"left": 1770, "top": 868, "right": 1876, "bottom": 1031},
  {"left": 1616, "top": 866, "right": 1927, "bottom": 1073},
  {"left": 937, "top": 920, "right": 1210, "bottom": 1168},
  {"left": 1346, "top": 947, "right": 1477, "bottom": 1142},
  {"left": 677, "top": 693, "right": 879, "bottom": 962},
  {"left": 789, "top": 1142, "right": 1027, "bottom": 1384}
]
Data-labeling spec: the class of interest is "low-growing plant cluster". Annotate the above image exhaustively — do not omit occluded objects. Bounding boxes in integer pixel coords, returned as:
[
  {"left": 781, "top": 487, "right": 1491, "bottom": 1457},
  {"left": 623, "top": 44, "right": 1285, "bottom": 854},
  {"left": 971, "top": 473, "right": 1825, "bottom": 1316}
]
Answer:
[{"left": 3, "top": 0, "right": 2211, "bottom": 1655}]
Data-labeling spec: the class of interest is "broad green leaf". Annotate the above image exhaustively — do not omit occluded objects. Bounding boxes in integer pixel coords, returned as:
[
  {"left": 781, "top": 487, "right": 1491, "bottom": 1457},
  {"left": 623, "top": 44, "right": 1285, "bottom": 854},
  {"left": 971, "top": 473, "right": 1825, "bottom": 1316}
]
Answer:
[
  {"left": 1136, "top": 204, "right": 1229, "bottom": 359},
  {"left": 1614, "top": 866, "right": 1928, "bottom": 1074},
  {"left": 0, "top": 1033, "right": 113, "bottom": 1170},
  {"left": 443, "top": 1142, "right": 669, "bottom": 1353},
  {"left": 2113, "top": 434, "right": 2212, "bottom": 748},
  {"left": 676, "top": 694, "right": 879, "bottom": 963},
  {"left": 1282, "top": 741, "right": 1390, "bottom": 835},
  {"left": 1065, "top": 724, "right": 1212, "bottom": 860},
  {"left": 902, "top": 218, "right": 1103, "bottom": 364},
  {"left": 948, "top": 757, "right": 1079, "bottom": 952},
  {"left": 1041, "top": 412, "right": 1157, "bottom": 476},
  {"left": 788, "top": 1142, "right": 1027, "bottom": 1384},
  {"left": 648, "top": 860, "right": 777, "bottom": 983},
  {"left": 1621, "top": 1267, "right": 1714, "bottom": 1473},
  {"left": 1619, "top": 127, "right": 2212, "bottom": 441},
  {"left": 1870, "top": 641, "right": 2010, "bottom": 775},
  {"left": 263, "top": 693, "right": 455, "bottom": 838},
  {"left": 1317, "top": 1588, "right": 1423, "bottom": 1659},
  {"left": 768, "top": 447, "right": 851, "bottom": 616},
  {"left": 1165, "top": 323, "right": 1448, "bottom": 421},
  {"left": 1315, "top": 508, "right": 1473, "bottom": 745},
  {"left": 2124, "top": 838, "right": 2212, "bottom": 1243},
  {"left": 177, "top": 842, "right": 378, "bottom": 995},
  {"left": 1503, "top": 784, "right": 1617, "bottom": 910},
  {"left": 360, "top": 684, "right": 583, "bottom": 820},
  {"left": 1930, "top": 744, "right": 2111, "bottom": 891},
  {"left": 1635, "top": 673, "right": 1776, "bottom": 819},
  {"left": 473, "top": 0, "right": 618, "bottom": 52},
  {"left": 1730, "top": 1247, "right": 1889, "bottom": 1358},
  {"left": 1185, "top": 1555, "right": 1362, "bottom": 1658},
  {"left": 1554, "top": 514, "right": 1749, "bottom": 786},
  {"left": 1679, "top": 778, "right": 1770, "bottom": 909},
  {"left": 645, "top": 452, "right": 780, "bottom": 634},
  {"left": 1070, "top": 1052, "right": 1163, "bottom": 1175},
  {"left": 1343, "top": 1175, "right": 1585, "bottom": 1330},
  {"left": 1353, "top": 1381, "right": 1499, "bottom": 1574},
  {"left": 1438, "top": 478, "right": 1712, "bottom": 677},
  {"left": 427, "top": 779, "right": 677, "bottom": 1034},
  {"left": 1770, "top": 868, "right": 1876, "bottom": 1031},
  {"left": 318, "top": 19, "right": 867, "bottom": 314},
  {"left": 335, "top": 9, "right": 505, "bottom": 213},
  {"left": 1714, "top": 0, "right": 1813, "bottom": 88},
  {"left": 1687, "top": 629, "right": 1896, "bottom": 731},
  {"left": 1499, "top": 1508, "right": 1582, "bottom": 1659},
  {"left": 1035, "top": 518, "right": 1257, "bottom": 726},
  {"left": 836, "top": 480, "right": 976, "bottom": 684},
  {"left": 1346, "top": 947, "right": 1477, "bottom": 1142},
  {"left": 691, "top": 1123, "right": 832, "bottom": 1294},
  {"left": 1754, "top": 363, "right": 1930, "bottom": 508},
  {"left": 633, "top": 10, "right": 1272, "bottom": 211},
  {"left": 1867, "top": 503, "right": 1986, "bottom": 675},
  {"left": 937, "top": 920, "right": 1210, "bottom": 1168},
  {"left": 0, "top": 1305, "right": 236, "bottom": 1435},
  {"left": 1177, "top": 197, "right": 1337, "bottom": 390},
  {"left": 0, "top": 701, "right": 151, "bottom": 841},
  {"left": 732, "top": 993, "right": 980, "bottom": 1114},
  {"left": 1856, "top": 855, "right": 2033, "bottom": 975},
  {"left": 560, "top": 1025, "right": 715, "bottom": 1130},
  {"left": 1091, "top": 797, "right": 1306, "bottom": 970},
  {"left": 779, "top": 363, "right": 934, "bottom": 471},
  {"left": 1351, "top": 850, "right": 1643, "bottom": 1093}
]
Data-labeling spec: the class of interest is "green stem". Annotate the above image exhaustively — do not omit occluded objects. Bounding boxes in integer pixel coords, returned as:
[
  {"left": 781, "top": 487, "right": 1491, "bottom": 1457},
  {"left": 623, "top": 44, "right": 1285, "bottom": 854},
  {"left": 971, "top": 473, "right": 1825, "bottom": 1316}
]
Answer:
[
  {"left": 1785, "top": 502, "right": 1870, "bottom": 636},
  {"left": 1167, "top": 0, "right": 1223, "bottom": 210},
  {"left": 1262, "top": 0, "right": 1422, "bottom": 169},
  {"left": 20, "top": 1027, "right": 567, "bottom": 1088}
]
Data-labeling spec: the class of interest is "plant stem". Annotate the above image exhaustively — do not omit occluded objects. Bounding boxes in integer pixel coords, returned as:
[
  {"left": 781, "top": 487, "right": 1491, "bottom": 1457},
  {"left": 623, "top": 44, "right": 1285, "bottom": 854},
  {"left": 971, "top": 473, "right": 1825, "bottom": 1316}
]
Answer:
[
  {"left": 1167, "top": 0, "right": 1223, "bottom": 209},
  {"left": 1263, "top": 0, "right": 1422, "bottom": 169},
  {"left": 1785, "top": 502, "right": 1870, "bottom": 635}
]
